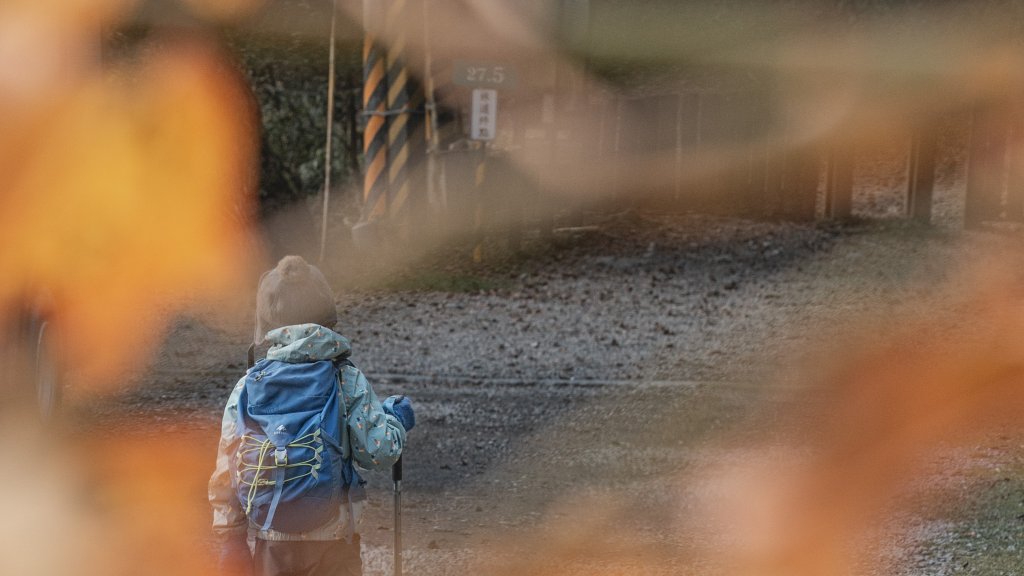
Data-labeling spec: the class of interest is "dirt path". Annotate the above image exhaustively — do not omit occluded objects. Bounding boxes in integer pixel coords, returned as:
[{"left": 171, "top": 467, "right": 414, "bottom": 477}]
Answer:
[{"left": 69, "top": 213, "right": 1024, "bottom": 575}]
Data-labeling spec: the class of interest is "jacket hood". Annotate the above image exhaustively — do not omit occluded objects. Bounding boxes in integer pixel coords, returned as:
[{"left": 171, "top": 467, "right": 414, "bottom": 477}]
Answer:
[{"left": 264, "top": 323, "right": 352, "bottom": 363}]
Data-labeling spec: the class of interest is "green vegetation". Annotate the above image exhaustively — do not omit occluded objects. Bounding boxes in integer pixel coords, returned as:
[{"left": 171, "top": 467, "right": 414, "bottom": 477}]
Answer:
[
  {"left": 226, "top": 12, "right": 364, "bottom": 215},
  {"left": 105, "top": 1, "right": 368, "bottom": 216}
]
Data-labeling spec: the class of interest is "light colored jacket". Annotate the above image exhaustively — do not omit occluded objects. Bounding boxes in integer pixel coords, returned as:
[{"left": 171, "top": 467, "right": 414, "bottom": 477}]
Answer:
[{"left": 209, "top": 324, "right": 406, "bottom": 542}]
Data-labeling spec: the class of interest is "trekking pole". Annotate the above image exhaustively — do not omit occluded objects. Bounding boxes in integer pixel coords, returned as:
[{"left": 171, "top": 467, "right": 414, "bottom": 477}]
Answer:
[
  {"left": 393, "top": 456, "right": 403, "bottom": 576},
  {"left": 246, "top": 343, "right": 255, "bottom": 369}
]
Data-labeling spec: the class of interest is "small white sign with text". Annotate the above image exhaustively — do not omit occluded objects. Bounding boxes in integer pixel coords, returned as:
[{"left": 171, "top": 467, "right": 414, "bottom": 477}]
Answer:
[{"left": 470, "top": 88, "right": 497, "bottom": 141}]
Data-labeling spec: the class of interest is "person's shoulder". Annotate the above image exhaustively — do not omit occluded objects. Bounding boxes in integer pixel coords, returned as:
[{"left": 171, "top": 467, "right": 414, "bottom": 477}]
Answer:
[
  {"left": 335, "top": 359, "right": 370, "bottom": 390},
  {"left": 335, "top": 358, "right": 360, "bottom": 378}
]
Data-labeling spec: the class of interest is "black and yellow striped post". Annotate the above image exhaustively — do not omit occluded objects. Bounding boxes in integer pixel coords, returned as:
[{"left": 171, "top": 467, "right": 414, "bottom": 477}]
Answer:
[
  {"left": 359, "top": 0, "right": 389, "bottom": 229},
  {"left": 385, "top": 0, "right": 411, "bottom": 222}
]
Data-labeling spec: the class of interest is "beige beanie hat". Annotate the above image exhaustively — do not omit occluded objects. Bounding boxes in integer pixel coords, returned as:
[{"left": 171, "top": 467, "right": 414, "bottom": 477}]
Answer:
[{"left": 253, "top": 255, "right": 338, "bottom": 344}]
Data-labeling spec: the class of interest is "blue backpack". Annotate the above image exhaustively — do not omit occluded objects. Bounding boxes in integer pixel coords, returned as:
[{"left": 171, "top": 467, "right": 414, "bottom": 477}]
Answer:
[{"left": 234, "top": 358, "right": 361, "bottom": 533}]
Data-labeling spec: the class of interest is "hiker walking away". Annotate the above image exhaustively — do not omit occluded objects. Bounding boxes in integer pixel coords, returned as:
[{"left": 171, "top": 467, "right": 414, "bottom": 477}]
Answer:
[{"left": 209, "top": 255, "right": 415, "bottom": 576}]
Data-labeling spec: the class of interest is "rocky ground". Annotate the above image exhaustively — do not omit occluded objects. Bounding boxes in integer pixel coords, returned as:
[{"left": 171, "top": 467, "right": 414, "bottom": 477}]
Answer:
[{"left": 66, "top": 167, "right": 1024, "bottom": 575}]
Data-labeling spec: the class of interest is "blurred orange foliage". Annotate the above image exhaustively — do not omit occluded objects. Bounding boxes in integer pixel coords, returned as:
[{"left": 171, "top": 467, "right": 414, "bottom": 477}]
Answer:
[{"left": 0, "top": 1, "right": 258, "bottom": 387}]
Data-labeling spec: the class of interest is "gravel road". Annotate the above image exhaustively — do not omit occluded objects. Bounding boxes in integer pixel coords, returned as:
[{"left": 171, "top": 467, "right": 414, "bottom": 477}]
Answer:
[{"left": 69, "top": 201, "right": 1024, "bottom": 575}]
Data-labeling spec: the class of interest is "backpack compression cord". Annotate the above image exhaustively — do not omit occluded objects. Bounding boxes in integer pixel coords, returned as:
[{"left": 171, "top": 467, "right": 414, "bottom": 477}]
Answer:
[{"left": 238, "top": 429, "right": 326, "bottom": 518}]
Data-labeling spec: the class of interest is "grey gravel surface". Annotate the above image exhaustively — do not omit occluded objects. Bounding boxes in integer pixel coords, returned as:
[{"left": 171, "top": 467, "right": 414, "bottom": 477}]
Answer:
[{"left": 340, "top": 215, "right": 846, "bottom": 384}]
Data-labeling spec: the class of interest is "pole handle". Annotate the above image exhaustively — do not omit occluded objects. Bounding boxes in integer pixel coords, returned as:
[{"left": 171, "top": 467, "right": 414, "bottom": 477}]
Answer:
[{"left": 392, "top": 455, "right": 403, "bottom": 483}]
